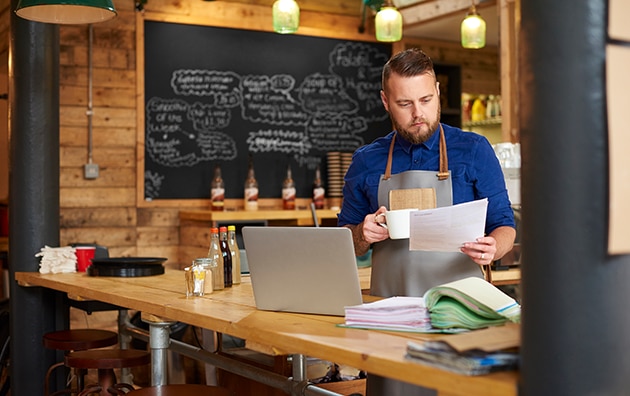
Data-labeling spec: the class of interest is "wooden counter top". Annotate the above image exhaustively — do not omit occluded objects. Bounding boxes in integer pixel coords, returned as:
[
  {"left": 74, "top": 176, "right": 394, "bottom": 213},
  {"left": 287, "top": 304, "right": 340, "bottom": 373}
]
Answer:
[
  {"left": 179, "top": 209, "right": 339, "bottom": 226},
  {"left": 15, "top": 268, "right": 518, "bottom": 396}
]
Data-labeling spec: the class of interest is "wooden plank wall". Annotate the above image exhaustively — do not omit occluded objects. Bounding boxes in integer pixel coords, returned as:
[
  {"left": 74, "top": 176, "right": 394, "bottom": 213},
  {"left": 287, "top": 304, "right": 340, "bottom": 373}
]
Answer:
[{"left": 1, "top": 0, "right": 499, "bottom": 269}]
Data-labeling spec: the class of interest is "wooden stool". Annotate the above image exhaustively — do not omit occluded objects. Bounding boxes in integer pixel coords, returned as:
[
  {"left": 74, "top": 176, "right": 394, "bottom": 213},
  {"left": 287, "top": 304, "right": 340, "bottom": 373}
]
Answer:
[
  {"left": 124, "top": 384, "right": 232, "bottom": 395},
  {"left": 65, "top": 349, "right": 150, "bottom": 396},
  {"left": 44, "top": 329, "right": 118, "bottom": 395}
]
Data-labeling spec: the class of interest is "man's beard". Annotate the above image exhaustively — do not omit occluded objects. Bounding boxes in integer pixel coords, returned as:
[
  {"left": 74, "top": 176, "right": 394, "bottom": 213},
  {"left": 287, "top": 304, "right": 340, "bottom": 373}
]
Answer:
[{"left": 392, "top": 105, "right": 441, "bottom": 145}]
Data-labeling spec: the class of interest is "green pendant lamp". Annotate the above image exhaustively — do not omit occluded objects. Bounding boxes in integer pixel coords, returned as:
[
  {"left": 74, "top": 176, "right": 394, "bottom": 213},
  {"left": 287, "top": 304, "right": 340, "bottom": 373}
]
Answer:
[
  {"left": 272, "top": 0, "right": 300, "bottom": 34},
  {"left": 15, "top": 0, "right": 117, "bottom": 24},
  {"left": 374, "top": 0, "right": 402, "bottom": 42},
  {"left": 461, "top": 1, "right": 486, "bottom": 49}
]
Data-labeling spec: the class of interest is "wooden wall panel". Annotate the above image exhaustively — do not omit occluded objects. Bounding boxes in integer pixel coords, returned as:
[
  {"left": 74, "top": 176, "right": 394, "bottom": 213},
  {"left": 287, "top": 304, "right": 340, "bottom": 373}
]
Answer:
[
  {"left": 60, "top": 126, "right": 137, "bottom": 147},
  {"left": 60, "top": 167, "right": 135, "bottom": 188},
  {"left": 60, "top": 207, "right": 136, "bottom": 227}
]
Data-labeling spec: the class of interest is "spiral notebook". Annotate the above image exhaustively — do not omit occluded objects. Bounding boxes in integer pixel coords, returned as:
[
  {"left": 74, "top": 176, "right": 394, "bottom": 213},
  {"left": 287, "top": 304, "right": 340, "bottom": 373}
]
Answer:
[{"left": 242, "top": 226, "right": 363, "bottom": 316}]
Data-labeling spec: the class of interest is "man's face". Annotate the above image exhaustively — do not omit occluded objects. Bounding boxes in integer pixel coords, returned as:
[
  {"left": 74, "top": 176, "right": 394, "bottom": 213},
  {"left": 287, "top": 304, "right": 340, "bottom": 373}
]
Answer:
[{"left": 380, "top": 72, "right": 441, "bottom": 145}]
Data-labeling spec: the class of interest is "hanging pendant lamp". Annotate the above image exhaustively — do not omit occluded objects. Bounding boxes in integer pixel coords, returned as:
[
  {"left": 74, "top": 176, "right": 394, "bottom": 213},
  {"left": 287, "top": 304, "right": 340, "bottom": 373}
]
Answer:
[
  {"left": 15, "top": 0, "right": 117, "bottom": 24},
  {"left": 461, "top": 1, "right": 486, "bottom": 49},
  {"left": 375, "top": 0, "right": 402, "bottom": 42},
  {"left": 272, "top": 0, "right": 300, "bottom": 34}
]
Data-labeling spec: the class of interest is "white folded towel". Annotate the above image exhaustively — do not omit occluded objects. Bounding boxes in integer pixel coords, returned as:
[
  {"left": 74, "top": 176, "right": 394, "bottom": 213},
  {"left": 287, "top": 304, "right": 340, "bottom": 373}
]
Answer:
[{"left": 35, "top": 245, "right": 77, "bottom": 274}]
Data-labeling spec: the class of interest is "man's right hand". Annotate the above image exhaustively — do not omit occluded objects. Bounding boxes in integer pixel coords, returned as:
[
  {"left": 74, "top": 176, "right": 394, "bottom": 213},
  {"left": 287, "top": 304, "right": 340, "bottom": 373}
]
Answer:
[{"left": 362, "top": 206, "right": 390, "bottom": 244}]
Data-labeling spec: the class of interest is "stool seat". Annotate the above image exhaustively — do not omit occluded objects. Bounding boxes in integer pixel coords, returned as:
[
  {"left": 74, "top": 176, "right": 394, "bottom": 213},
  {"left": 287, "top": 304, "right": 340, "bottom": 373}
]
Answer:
[
  {"left": 44, "top": 329, "right": 118, "bottom": 351},
  {"left": 126, "top": 384, "right": 232, "bottom": 395},
  {"left": 66, "top": 349, "right": 150, "bottom": 396},
  {"left": 44, "top": 329, "right": 119, "bottom": 395},
  {"left": 65, "top": 349, "right": 150, "bottom": 369}
]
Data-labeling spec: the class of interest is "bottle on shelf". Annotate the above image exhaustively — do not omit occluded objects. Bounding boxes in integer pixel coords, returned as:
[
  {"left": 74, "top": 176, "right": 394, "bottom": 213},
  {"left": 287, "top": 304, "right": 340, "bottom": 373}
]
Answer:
[
  {"left": 227, "top": 225, "right": 241, "bottom": 285},
  {"left": 207, "top": 227, "right": 224, "bottom": 290},
  {"left": 471, "top": 96, "right": 486, "bottom": 122},
  {"left": 219, "top": 226, "right": 232, "bottom": 288},
  {"left": 210, "top": 164, "right": 225, "bottom": 212},
  {"left": 244, "top": 157, "right": 259, "bottom": 211},
  {"left": 282, "top": 164, "right": 296, "bottom": 210},
  {"left": 312, "top": 165, "right": 325, "bottom": 209}
]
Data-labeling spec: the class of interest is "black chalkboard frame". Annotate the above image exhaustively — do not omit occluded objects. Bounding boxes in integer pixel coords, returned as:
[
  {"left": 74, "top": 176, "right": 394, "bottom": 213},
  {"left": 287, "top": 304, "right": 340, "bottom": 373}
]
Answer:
[{"left": 136, "top": 12, "right": 394, "bottom": 207}]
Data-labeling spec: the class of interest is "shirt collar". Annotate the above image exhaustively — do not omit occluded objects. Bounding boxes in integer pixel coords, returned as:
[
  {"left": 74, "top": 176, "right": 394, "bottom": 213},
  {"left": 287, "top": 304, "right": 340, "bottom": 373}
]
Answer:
[{"left": 395, "top": 124, "right": 441, "bottom": 153}]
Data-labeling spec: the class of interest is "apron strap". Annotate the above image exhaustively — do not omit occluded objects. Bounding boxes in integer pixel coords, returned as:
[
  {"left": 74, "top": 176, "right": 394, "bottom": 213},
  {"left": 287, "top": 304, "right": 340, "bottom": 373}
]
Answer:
[
  {"left": 384, "top": 125, "right": 449, "bottom": 181},
  {"left": 437, "top": 124, "right": 449, "bottom": 181},
  {"left": 384, "top": 133, "right": 397, "bottom": 180}
]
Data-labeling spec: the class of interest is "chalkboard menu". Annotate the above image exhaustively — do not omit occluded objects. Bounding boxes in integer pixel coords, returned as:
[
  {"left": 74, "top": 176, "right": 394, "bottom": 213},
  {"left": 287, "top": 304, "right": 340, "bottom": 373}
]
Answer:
[{"left": 143, "top": 21, "right": 392, "bottom": 200}]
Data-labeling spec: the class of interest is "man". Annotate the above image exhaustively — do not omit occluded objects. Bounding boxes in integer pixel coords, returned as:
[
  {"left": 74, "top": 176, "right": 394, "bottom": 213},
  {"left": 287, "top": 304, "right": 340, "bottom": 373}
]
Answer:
[{"left": 337, "top": 48, "right": 516, "bottom": 395}]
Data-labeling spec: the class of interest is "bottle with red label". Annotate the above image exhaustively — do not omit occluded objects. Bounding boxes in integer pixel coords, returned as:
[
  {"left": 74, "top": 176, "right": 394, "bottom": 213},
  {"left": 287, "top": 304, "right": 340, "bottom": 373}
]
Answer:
[
  {"left": 244, "top": 157, "right": 259, "bottom": 211},
  {"left": 282, "top": 164, "right": 296, "bottom": 210},
  {"left": 210, "top": 165, "right": 225, "bottom": 212},
  {"left": 312, "top": 165, "right": 325, "bottom": 209}
]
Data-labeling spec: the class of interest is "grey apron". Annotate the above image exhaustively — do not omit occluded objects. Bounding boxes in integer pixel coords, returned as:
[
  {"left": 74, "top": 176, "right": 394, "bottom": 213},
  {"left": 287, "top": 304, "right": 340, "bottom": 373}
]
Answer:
[{"left": 367, "top": 127, "right": 482, "bottom": 396}]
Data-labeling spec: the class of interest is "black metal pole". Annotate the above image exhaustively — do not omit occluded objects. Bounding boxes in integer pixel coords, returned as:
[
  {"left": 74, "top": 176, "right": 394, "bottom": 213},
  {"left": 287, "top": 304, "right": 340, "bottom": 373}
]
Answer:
[
  {"left": 8, "top": 2, "right": 63, "bottom": 395},
  {"left": 519, "top": 1, "right": 630, "bottom": 395}
]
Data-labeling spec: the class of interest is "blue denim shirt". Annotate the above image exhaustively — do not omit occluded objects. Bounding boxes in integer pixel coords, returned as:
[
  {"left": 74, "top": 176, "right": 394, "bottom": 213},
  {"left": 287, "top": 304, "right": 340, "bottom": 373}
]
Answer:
[{"left": 338, "top": 123, "right": 516, "bottom": 235}]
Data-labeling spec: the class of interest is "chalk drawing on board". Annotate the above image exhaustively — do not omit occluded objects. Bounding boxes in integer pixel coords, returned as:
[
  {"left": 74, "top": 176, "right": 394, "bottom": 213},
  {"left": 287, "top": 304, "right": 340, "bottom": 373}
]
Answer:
[
  {"left": 241, "top": 74, "right": 309, "bottom": 125},
  {"left": 246, "top": 129, "right": 312, "bottom": 155},
  {"left": 146, "top": 96, "right": 238, "bottom": 167},
  {"left": 328, "top": 42, "right": 389, "bottom": 122},
  {"left": 171, "top": 70, "right": 242, "bottom": 107},
  {"left": 144, "top": 170, "right": 165, "bottom": 200}
]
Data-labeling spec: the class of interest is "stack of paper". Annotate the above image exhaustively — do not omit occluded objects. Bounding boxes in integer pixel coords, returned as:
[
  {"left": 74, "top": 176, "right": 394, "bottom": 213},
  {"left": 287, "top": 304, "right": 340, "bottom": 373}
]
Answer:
[
  {"left": 344, "top": 277, "right": 520, "bottom": 332},
  {"left": 406, "top": 323, "right": 520, "bottom": 375},
  {"left": 423, "top": 277, "right": 521, "bottom": 330},
  {"left": 344, "top": 296, "right": 432, "bottom": 332},
  {"left": 406, "top": 339, "right": 519, "bottom": 375}
]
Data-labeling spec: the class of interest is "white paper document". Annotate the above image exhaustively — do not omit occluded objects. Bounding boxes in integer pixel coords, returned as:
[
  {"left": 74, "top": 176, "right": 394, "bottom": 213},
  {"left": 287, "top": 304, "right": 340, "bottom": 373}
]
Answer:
[{"left": 409, "top": 198, "right": 488, "bottom": 252}]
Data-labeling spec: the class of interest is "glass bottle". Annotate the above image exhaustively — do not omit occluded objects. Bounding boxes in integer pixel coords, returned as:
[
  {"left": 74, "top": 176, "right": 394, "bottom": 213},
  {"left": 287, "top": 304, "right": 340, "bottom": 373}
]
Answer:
[
  {"left": 312, "top": 165, "right": 325, "bottom": 209},
  {"left": 282, "top": 164, "right": 296, "bottom": 210},
  {"left": 207, "top": 227, "right": 224, "bottom": 290},
  {"left": 210, "top": 165, "right": 225, "bottom": 212},
  {"left": 219, "top": 226, "right": 233, "bottom": 288},
  {"left": 244, "top": 157, "right": 259, "bottom": 211},
  {"left": 227, "top": 225, "right": 241, "bottom": 285}
]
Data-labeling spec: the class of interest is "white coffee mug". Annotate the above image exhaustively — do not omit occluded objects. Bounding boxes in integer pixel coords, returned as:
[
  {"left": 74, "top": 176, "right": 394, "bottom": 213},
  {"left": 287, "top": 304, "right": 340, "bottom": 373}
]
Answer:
[{"left": 383, "top": 209, "right": 417, "bottom": 239}]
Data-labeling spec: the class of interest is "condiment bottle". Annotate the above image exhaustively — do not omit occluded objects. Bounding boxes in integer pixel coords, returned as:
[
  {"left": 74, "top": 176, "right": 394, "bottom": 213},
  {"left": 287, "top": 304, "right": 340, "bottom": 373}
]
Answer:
[
  {"left": 210, "top": 165, "right": 225, "bottom": 212},
  {"left": 219, "top": 226, "right": 233, "bottom": 288},
  {"left": 244, "top": 157, "right": 259, "bottom": 211},
  {"left": 471, "top": 96, "right": 486, "bottom": 122},
  {"left": 207, "top": 227, "right": 224, "bottom": 290},
  {"left": 227, "top": 225, "right": 241, "bottom": 285},
  {"left": 282, "top": 164, "right": 296, "bottom": 210},
  {"left": 312, "top": 165, "right": 325, "bottom": 209}
]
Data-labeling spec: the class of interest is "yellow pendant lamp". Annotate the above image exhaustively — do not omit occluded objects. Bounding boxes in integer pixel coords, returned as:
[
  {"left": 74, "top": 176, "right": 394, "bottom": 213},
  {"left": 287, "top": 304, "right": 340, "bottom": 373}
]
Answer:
[
  {"left": 375, "top": 0, "right": 402, "bottom": 42},
  {"left": 15, "top": 0, "right": 116, "bottom": 24},
  {"left": 272, "top": 0, "right": 300, "bottom": 34},
  {"left": 461, "top": 1, "right": 486, "bottom": 49}
]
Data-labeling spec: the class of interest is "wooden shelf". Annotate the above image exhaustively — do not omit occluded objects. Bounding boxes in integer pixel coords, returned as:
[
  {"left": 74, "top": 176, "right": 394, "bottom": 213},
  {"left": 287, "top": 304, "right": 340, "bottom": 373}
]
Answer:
[
  {"left": 179, "top": 209, "right": 339, "bottom": 225},
  {"left": 463, "top": 117, "right": 503, "bottom": 127}
]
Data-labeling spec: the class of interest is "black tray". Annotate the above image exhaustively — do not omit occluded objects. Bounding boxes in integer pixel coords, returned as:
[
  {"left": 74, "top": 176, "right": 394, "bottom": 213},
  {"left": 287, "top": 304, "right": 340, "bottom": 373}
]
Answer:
[{"left": 87, "top": 257, "right": 167, "bottom": 277}]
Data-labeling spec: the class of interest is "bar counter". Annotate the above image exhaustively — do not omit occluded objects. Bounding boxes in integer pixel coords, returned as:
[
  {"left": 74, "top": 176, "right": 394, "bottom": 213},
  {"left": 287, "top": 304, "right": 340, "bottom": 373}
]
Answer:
[{"left": 15, "top": 269, "right": 519, "bottom": 396}]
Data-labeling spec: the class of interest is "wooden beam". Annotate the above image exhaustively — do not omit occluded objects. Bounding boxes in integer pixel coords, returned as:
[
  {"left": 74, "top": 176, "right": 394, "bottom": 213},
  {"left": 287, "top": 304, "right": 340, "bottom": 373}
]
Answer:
[
  {"left": 499, "top": 0, "right": 519, "bottom": 142},
  {"left": 400, "top": 0, "right": 496, "bottom": 28}
]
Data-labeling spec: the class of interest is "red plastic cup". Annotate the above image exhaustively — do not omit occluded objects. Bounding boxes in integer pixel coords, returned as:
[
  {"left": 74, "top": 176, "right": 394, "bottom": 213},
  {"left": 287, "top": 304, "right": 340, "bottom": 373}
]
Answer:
[{"left": 75, "top": 246, "right": 96, "bottom": 272}]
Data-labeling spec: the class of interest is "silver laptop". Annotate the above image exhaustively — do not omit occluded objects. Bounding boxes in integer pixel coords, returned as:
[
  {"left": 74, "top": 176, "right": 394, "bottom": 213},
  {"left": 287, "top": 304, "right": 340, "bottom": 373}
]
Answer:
[{"left": 242, "top": 226, "right": 364, "bottom": 316}]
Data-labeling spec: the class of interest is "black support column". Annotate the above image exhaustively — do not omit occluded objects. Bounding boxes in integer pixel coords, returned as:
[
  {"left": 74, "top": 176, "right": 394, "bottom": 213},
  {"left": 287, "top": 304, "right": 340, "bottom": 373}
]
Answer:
[
  {"left": 520, "top": 1, "right": 630, "bottom": 395},
  {"left": 8, "top": 2, "right": 63, "bottom": 395}
]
